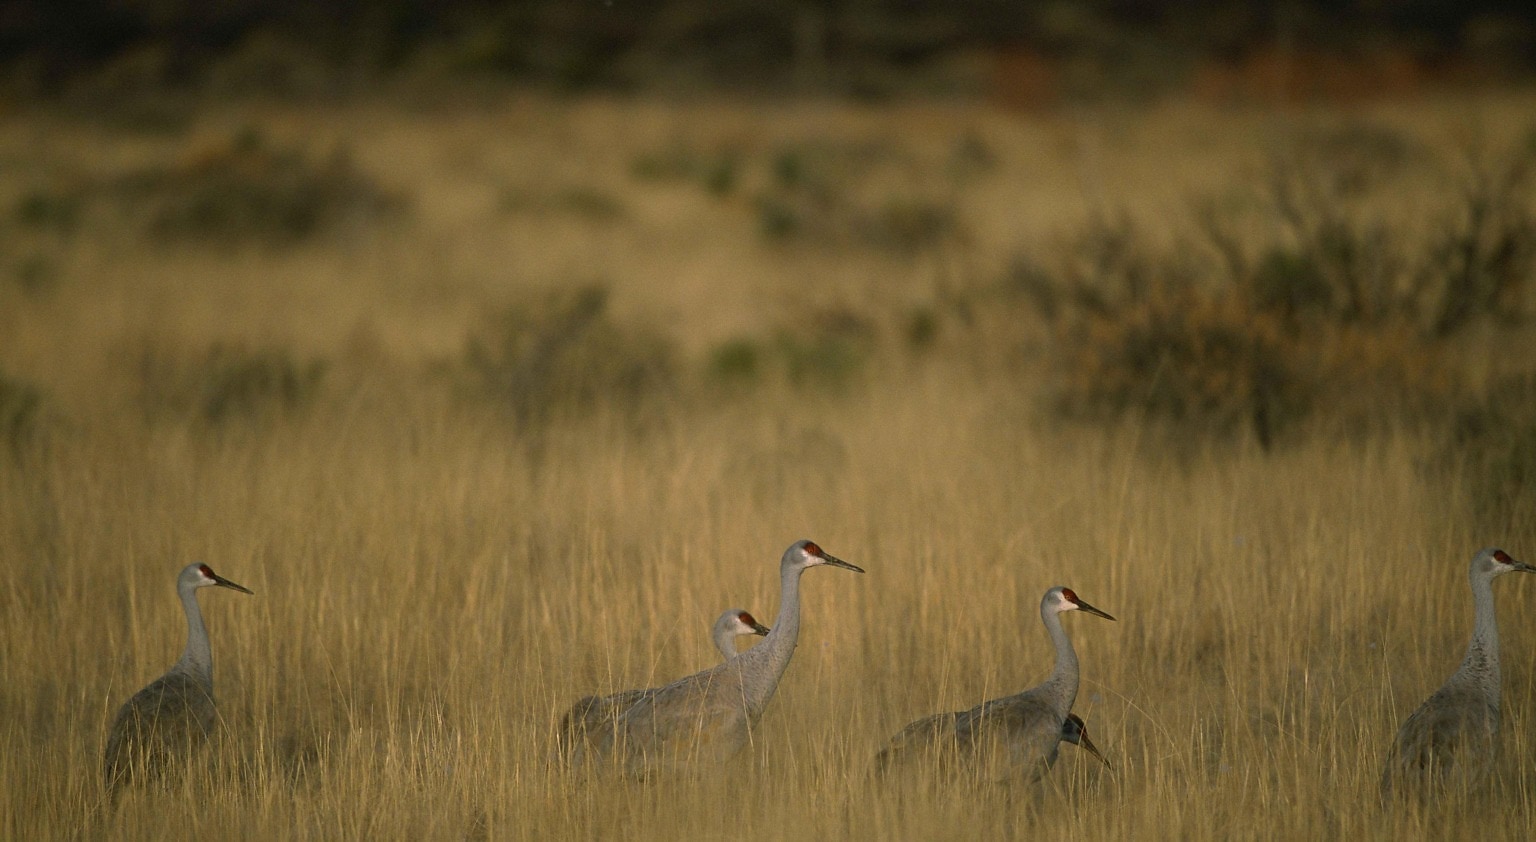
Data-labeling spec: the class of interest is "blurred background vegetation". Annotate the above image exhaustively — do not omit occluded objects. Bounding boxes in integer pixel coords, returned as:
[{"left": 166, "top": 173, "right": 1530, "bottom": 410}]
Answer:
[
  {"left": 3, "top": 1, "right": 1536, "bottom": 531},
  {"left": 2, "top": 1, "right": 1534, "bottom": 101}
]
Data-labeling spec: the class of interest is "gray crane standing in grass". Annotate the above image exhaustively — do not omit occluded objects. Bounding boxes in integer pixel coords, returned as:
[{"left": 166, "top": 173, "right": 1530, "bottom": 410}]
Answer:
[
  {"left": 875, "top": 586, "right": 1115, "bottom": 782},
  {"left": 876, "top": 710, "right": 1110, "bottom": 775},
  {"left": 103, "top": 563, "right": 253, "bottom": 797},
  {"left": 558, "top": 607, "right": 771, "bottom": 765},
  {"left": 590, "top": 540, "right": 863, "bottom": 774},
  {"left": 1381, "top": 547, "right": 1534, "bottom": 801}
]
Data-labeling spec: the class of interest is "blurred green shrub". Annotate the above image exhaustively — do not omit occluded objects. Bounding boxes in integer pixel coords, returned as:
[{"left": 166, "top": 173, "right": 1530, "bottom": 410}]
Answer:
[
  {"left": 138, "top": 342, "right": 327, "bottom": 425},
  {"left": 11, "top": 254, "right": 59, "bottom": 295},
  {"left": 497, "top": 185, "right": 626, "bottom": 221},
  {"left": 462, "top": 284, "right": 676, "bottom": 423},
  {"left": 1011, "top": 126, "right": 1536, "bottom": 448},
  {"left": 109, "top": 128, "right": 405, "bottom": 245},
  {"left": 1283, "top": 121, "right": 1424, "bottom": 196},
  {"left": 1045, "top": 271, "right": 1304, "bottom": 447},
  {"left": 0, "top": 371, "right": 43, "bottom": 460},
  {"left": 705, "top": 305, "right": 876, "bottom": 393},
  {"left": 776, "top": 330, "right": 868, "bottom": 390},
  {"left": 777, "top": 306, "right": 877, "bottom": 390},
  {"left": 632, "top": 136, "right": 958, "bottom": 254},
  {"left": 1247, "top": 247, "right": 1334, "bottom": 323},
  {"left": 862, "top": 199, "right": 956, "bottom": 254},
  {"left": 707, "top": 339, "right": 762, "bottom": 386},
  {"left": 904, "top": 306, "right": 940, "bottom": 351},
  {"left": 1419, "top": 144, "right": 1536, "bottom": 337},
  {"left": 1261, "top": 161, "right": 1406, "bottom": 327},
  {"left": 1257, "top": 123, "right": 1536, "bottom": 333},
  {"left": 754, "top": 194, "right": 803, "bottom": 241},
  {"left": 630, "top": 142, "right": 741, "bottom": 197},
  {"left": 756, "top": 142, "right": 957, "bottom": 253},
  {"left": 1016, "top": 200, "right": 1467, "bottom": 447},
  {"left": 1443, "top": 373, "right": 1536, "bottom": 526},
  {"left": 14, "top": 189, "right": 81, "bottom": 234}
]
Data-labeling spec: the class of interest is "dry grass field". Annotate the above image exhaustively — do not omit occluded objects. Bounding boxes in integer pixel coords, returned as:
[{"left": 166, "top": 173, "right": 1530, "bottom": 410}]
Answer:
[{"left": 2, "top": 87, "right": 1536, "bottom": 839}]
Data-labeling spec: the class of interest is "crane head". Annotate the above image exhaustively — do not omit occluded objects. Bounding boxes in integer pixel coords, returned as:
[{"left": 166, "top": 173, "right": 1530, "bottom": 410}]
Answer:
[
  {"left": 718, "top": 608, "right": 771, "bottom": 638},
  {"left": 734, "top": 610, "right": 771, "bottom": 637},
  {"left": 787, "top": 540, "right": 864, "bottom": 574},
  {"left": 1063, "top": 713, "right": 1111, "bottom": 768},
  {"left": 183, "top": 562, "right": 255, "bottom": 595},
  {"left": 1474, "top": 547, "right": 1535, "bottom": 579},
  {"left": 1048, "top": 586, "right": 1115, "bottom": 621}
]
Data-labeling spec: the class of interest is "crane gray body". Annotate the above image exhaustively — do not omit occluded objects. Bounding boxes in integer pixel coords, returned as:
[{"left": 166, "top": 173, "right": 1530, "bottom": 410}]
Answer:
[
  {"left": 590, "top": 540, "right": 862, "bottom": 774},
  {"left": 103, "top": 563, "right": 251, "bottom": 797},
  {"left": 558, "top": 608, "right": 769, "bottom": 766},
  {"left": 876, "top": 586, "right": 1114, "bottom": 783},
  {"left": 1381, "top": 547, "right": 1532, "bottom": 800}
]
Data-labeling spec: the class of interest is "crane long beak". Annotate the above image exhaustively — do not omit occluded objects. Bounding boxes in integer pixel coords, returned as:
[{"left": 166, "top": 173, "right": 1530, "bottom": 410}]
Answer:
[
  {"left": 1076, "top": 729, "right": 1112, "bottom": 769},
  {"left": 1512, "top": 560, "right": 1536, "bottom": 574},
  {"left": 214, "top": 574, "right": 254, "bottom": 594},
  {"left": 750, "top": 620, "right": 771, "bottom": 636},
  {"left": 821, "top": 554, "right": 864, "bottom": 573},
  {"left": 1075, "top": 598, "right": 1114, "bottom": 621}
]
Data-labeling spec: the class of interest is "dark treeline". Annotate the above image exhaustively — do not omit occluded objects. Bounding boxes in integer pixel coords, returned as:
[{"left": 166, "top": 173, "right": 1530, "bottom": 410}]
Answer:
[{"left": 2, "top": 1, "right": 1533, "bottom": 95}]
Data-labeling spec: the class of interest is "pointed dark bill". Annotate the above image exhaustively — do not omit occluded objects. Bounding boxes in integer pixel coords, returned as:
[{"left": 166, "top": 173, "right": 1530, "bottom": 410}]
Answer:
[
  {"left": 822, "top": 553, "right": 864, "bottom": 574},
  {"left": 1076, "top": 729, "right": 1112, "bottom": 769},
  {"left": 213, "top": 573, "right": 254, "bottom": 594},
  {"left": 1076, "top": 598, "right": 1114, "bottom": 621}
]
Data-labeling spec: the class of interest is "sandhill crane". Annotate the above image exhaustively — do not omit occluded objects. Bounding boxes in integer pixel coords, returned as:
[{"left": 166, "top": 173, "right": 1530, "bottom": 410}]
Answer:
[
  {"left": 591, "top": 540, "right": 863, "bottom": 774},
  {"left": 558, "top": 608, "right": 770, "bottom": 765},
  {"left": 103, "top": 563, "right": 252, "bottom": 797},
  {"left": 1381, "top": 547, "right": 1534, "bottom": 800},
  {"left": 875, "top": 586, "right": 1114, "bottom": 782}
]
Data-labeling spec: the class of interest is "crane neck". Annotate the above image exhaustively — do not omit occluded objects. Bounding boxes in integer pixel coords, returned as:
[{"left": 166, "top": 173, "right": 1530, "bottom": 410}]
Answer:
[
  {"left": 1036, "top": 604, "right": 1080, "bottom": 718},
  {"left": 1455, "top": 570, "right": 1501, "bottom": 698},
  {"left": 732, "top": 561, "right": 804, "bottom": 717},
  {"left": 171, "top": 583, "right": 214, "bottom": 689},
  {"left": 712, "top": 623, "right": 738, "bottom": 661},
  {"left": 770, "top": 561, "right": 804, "bottom": 646}
]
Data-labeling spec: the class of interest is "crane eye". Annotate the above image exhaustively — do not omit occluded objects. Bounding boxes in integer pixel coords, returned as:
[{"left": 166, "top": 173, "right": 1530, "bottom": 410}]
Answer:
[
  {"left": 1061, "top": 588, "right": 1078, "bottom": 603},
  {"left": 198, "top": 564, "right": 215, "bottom": 578},
  {"left": 738, "top": 612, "right": 755, "bottom": 625},
  {"left": 1494, "top": 550, "right": 1512, "bottom": 564},
  {"left": 803, "top": 542, "right": 822, "bottom": 557}
]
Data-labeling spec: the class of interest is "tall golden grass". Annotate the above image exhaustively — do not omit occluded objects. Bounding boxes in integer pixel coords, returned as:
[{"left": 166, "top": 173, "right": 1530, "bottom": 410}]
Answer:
[{"left": 2, "top": 91, "right": 1535, "bottom": 840}]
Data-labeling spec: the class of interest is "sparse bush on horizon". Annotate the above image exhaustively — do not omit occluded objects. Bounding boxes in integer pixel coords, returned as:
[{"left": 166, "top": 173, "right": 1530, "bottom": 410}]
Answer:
[
  {"left": 120, "top": 129, "right": 406, "bottom": 245},
  {"left": 5, "top": 127, "right": 406, "bottom": 249},
  {"left": 461, "top": 285, "right": 677, "bottom": 425},
  {"left": 1441, "top": 371, "right": 1536, "bottom": 529},
  {"left": 135, "top": 341, "right": 328, "bottom": 426},
  {"left": 994, "top": 127, "right": 1536, "bottom": 449},
  {"left": 0, "top": 369, "right": 44, "bottom": 460}
]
